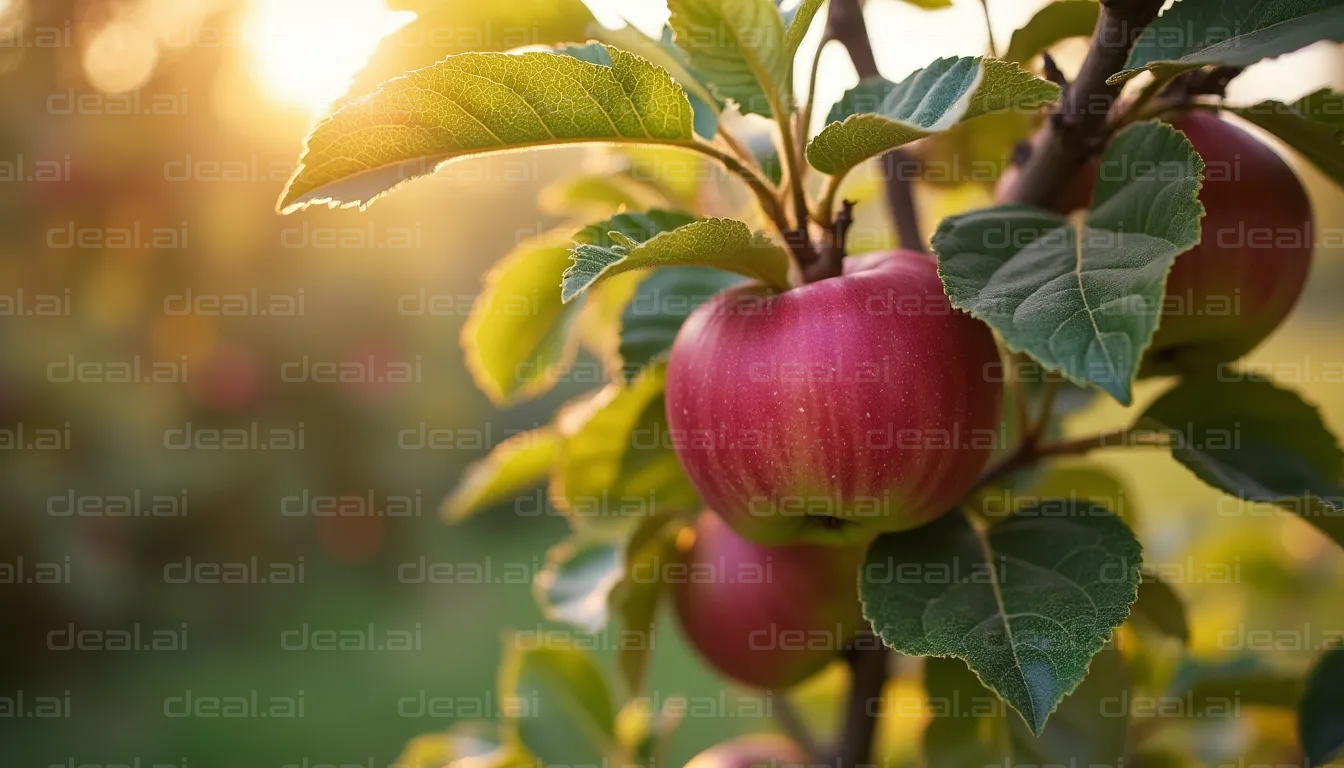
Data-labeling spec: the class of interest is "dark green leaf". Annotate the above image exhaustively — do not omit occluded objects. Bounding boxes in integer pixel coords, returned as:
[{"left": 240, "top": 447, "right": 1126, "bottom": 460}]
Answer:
[
  {"left": 924, "top": 649, "right": 1131, "bottom": 765},
  {"left": 934, "top": 121, "right": 1205, "bottom": 404},
  {"left": 862, "top": 505, "right": 1141, "bottom": 734},
  {"left": 1133, "top": 567, "right": 1189, "bottom": 644},
  {"left": 613, "top": 513, "right": 687, "bottom": 695},
  {"left": 807, "top": 57, "right": 1059, "bottom": 177},
  {"left": 1232, "top": 90, "right": 1344, "bottom": 189},
  {"left": 279, "top": 48, "right": 697, "bottom": 212},
  {"left": 1112, "top": 0, "right": 1344, "bottom": 84},
  {"left": 617, "top": 267, "right": 745, "bottom": 379},
  {"left": 1139, "top": 375, "right": 1344, "bottom": 549},
  {"left": 563, "top": 216, "right": 792, "bottom": 302},
  {"left": 1301, "top": 646, "right": 1344, "bottom": 764},
  {"left": 1004, "top": 1, "right": 1100, "bottom": 64}
]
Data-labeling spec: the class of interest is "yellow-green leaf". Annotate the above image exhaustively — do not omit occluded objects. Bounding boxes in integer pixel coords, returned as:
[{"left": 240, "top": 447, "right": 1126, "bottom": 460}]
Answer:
[
  {"left": 668, "top": 0, "right": 790, "bottom": 117},
  {"left": 563, "top": 217, "right": 792, "bottom": 302},
  {"left": 499, "top": 645, "right": 620, "bottom": 765},
  {"left": 278, "top": 48, "right": 696, "bottom": 213},
  {"left": 462, "top": 237, "right": 582, "bottom": 405},
  {"left": 552, "top": 365, "right": 701, "bottom": 533},
  {"left": 442, "top": 428, "right": 560, "bottom": 522}
]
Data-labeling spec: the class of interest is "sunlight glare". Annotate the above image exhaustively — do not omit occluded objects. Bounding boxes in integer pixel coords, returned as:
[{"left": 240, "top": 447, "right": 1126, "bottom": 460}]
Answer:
[{"left": 245, "top": 0, "right": 412, "bottom": 113}]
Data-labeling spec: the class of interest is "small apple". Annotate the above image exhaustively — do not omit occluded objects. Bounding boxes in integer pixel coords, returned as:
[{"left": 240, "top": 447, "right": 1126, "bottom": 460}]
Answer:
[
  {"left": 673, "top": 512, "right": 866, "bottom": 690},
  {"left": 665, "top": 250, "right": 1002, "bottom": 545},
  {"left": 684, "top": 734, "right": 808, "bottom": 767},
  {"left": 999, "top": 111, "right": 1314, "bottom": 376}
]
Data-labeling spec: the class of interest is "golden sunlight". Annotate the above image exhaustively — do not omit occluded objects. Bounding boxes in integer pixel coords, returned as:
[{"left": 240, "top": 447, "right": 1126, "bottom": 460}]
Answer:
[{"left": 244, "top": 0, "right": 411, "bottom": 113}]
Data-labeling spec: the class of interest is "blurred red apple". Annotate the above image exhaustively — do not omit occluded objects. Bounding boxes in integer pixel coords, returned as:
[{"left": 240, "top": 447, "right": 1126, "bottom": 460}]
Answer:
[
  {"left": 665, "top": 250, "right": 1002, "bottom": 545},
  {"left": 999, "top": 111, "right": 1313, "bottom": 376},
  {"left": 684, "top": 734, "right": 808, "bottom": 767},
  {"left": 673, "top": 512, "right": 866, "bottom": 690}
]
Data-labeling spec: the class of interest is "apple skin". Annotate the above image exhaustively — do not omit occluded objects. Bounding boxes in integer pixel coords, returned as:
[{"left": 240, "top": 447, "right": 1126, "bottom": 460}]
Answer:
[
  {"left": 684, "top": 734, "right": 808, "bottom": 767},
  {"left": 665, "top": 249, "right": 1002, "bottom": 545},
  {"left": 999, "top": 112, "right": 1314, "bottom": 376},
  {"left": 673, "top": 512, "right": 866, "bottom": 690}
]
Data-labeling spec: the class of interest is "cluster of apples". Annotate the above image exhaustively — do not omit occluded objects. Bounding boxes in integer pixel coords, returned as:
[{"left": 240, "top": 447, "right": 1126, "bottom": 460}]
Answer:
[{"left": 665, "top": 111, "right": 1314, "bottom": 763}]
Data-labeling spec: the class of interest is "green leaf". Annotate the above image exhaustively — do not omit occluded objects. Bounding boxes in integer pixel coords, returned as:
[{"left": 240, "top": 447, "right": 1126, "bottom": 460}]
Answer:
[
  {"left": 397, "top": 722, "right": 528, "bottom": 768},
  {"left": 862, "top": 505, "right": 1141, "bottom": 734},
  {"left": 1301, "top": 646, "right": 1344, "bottom": 764},
  {"left": 613, "top": 513, "right": 687, "bottom": 695},
  {"left": 535, "top": 535, "right": 624, "bottom": 633},
  {"left": 461, "top": 236, "right": 582, "bottom": 405},
  {"left": 563, "top": 216, "right": 792, "bottom": 302},
  {"left": 442, "top": 429, "right": 560, "bottom": 522},
  {"left": 1132, "top": 567, "right": 1189, "bottom": 645},
  {"left": 553, "top": 365, "right": 701, "bottom": 533},
  {"left": 588, "top": 26, "right": 725, "bottom": 140},
  {"left": 783, "top": 0, "right": 826, "bottom": 59},
  {"left": 924, "top": 649, "right": 1131, "bottom": 766},
  {"left": 1170, "top": 659, "right": 1302, "bottom": 710},
  {"left": 1003, "top": 0, "right": 1100, "bottom": 64},
  {"left": 499, "top": 645, "right": 620, "bottom": 765},
  {"left": 339, "top": 0, "right": 597, "bottom": 106},
  {"left": 933, "top": 121, "right": 1205, "bottom": 405},
  {"left": 806, "top": 57, "right": 1060, "bottom": 177},
  {"left": 1111, "top": 0, "right": 1344, "bottom": 85},
  {"left": 1232, "top": 90, "right": 1344, "bottom": 189},
  {"left": 616, "top": 267, "right": 746, "bottom": 379},
  {"left": 1139, "top": 375, "right": 1344, "bottom": 549},
  {"left": 278, "top": 48, "right": 697, "bottom": 213},
  {"left": 667, "top": 0, "right": 790, "bottom": 117}
]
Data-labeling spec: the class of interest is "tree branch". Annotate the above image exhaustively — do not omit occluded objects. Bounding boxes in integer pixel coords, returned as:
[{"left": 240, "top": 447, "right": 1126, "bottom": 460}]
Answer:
[
  {"left": 833, "top": 635, "right": 890, "bottom": 767},
  {"left": 1006, "top": 0, "right": 1167, "bottom": 208}
]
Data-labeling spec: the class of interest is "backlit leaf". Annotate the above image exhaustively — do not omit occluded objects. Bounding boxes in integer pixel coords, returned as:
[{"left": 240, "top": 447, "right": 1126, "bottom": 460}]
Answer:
[
  {"left": 667, "top": 0, "right": 791, "bottom": 117},
  {"left": 279, "top": 48, "right": 696, "bottom": 212},
  {"left": 535, "top": 535, "right": 624, "bottom": 633},
  {"left": 442, "top": 429, "right": 560, "bottom": 522},
  {"left": 1003, "top": 1, "right": 1100, "bottom": 64}
]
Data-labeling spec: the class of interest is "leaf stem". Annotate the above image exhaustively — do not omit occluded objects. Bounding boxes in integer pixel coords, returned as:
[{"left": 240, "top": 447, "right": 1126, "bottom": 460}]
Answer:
[
  {"left": 693, "top": 140, "right": 792, "bottom": 238},
  {"left": 978, "top": 0, "right": 998, "bottom": 58}
]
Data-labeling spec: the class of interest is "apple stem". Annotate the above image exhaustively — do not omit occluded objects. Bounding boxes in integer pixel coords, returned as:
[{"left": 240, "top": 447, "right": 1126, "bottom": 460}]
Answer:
[{"left": 1006, "top": 0, "right": 1167, "bottom": 208}]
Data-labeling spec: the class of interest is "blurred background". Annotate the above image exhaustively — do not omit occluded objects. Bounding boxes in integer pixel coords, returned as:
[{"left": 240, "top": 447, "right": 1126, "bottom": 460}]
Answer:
[{"left": 0, "top": 0, "right": 1342, "bottom": 765}]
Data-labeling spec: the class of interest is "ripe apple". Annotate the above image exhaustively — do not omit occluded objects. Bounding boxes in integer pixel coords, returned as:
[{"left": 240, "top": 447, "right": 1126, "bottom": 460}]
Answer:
[
  {"left": 673, "top": 511, "right": 867, "bottom": 690},
  {"left": 684, "top": 734, "right": 808, "bottom": 767},
  {"left": 665, "top": 250, "right": 1002, "bottom": 545},
  {"left": 999, "top": 111, "right": 1314, "bottom": 376}
]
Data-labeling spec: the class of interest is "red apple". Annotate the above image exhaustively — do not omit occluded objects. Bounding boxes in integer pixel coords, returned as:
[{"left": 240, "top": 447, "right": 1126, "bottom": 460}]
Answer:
[
  {"left": 673, "top": 512, "right": 867, "bottom": 690},
  {"left": 684, "top": 734, "right": 808, "bottom": 767},
  {"left": 665, "top": 250, "right": 1002, "bottom": 545},
  {"left": 999, "top": 111, "right": 1314, "bottom": 376}
]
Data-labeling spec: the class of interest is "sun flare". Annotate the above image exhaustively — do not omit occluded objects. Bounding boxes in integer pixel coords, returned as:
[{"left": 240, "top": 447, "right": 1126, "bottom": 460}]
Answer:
[{"left": 244, "top": 0, "right": 411, "bottom": 113}]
